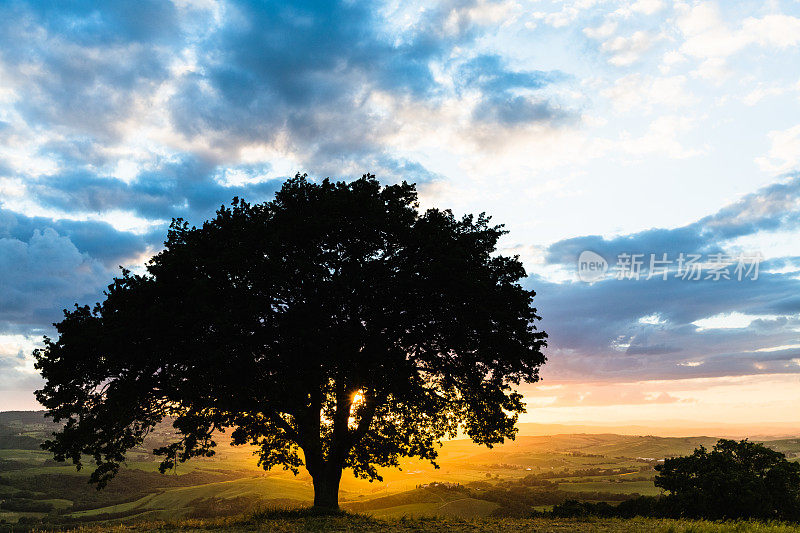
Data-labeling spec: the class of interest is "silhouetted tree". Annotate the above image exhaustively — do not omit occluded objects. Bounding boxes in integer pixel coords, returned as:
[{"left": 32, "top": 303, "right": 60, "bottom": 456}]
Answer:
[
  {"left": 655, "top": 439, "right": 800, "bottom": 520},
  {"left": 35, "top": 174, "right": 547, "bottom": 509}
]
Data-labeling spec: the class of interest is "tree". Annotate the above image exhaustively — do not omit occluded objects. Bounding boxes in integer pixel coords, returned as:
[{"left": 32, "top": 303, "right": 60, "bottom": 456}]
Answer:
[
  {"left": 655, "top": 439, "right": 800, "bottom": 520},
  {"left": 34, "top": 174, "right": 547, "bottom": 509}
]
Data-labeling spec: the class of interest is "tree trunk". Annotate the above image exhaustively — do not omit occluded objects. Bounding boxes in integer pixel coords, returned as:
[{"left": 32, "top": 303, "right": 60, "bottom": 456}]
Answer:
[{"left": 311, "top": 466, "right": 342, "bottom": 510}]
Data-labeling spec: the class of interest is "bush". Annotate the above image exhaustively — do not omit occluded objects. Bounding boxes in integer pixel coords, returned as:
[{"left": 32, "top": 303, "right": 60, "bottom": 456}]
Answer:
[
  {"left": 553, "top": 440, "right": 800, "bottom": 522},
  {"left": 0, "top": 498, "right": 54, "bottom": 512},
  {"left": 551, "top": 500, "right": 615, "bottom": 517},
  {"left": 655, "top": 439, "right": 800, "bottom": 521}
]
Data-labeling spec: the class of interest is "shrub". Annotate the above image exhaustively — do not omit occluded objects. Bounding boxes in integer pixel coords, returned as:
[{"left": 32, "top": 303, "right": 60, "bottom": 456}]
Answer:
[{"left": 655, "top": 439, "right": 800, "bottom": 521}]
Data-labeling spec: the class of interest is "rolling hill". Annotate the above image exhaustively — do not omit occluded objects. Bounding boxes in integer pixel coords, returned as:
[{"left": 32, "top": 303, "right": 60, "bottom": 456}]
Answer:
[{"left": 0, "top": 411, "right": 797, "bottom": 526}]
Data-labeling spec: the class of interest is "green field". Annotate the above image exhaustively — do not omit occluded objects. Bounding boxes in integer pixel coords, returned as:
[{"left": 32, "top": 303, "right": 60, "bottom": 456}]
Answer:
[
  {"left": 557, "top": 480, "right": 662, "bottom": 496},
  {"left": 61, "top": 513, "right": 800, "bottom": 532},
  {"left": 0, "top": 411, "right": 798, "bottom": 528}
]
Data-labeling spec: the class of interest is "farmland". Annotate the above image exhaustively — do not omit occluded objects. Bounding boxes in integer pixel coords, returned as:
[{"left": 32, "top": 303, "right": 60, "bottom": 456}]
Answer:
[{"left": 0, "top": 411, "right": 798, "bottom": 527}]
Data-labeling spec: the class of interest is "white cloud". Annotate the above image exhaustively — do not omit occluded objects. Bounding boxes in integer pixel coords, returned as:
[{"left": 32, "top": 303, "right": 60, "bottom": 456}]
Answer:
[
  {"left": 676, "top": 3, "right": 800, "bottom": 81},
  {"left": 540, "top": 7, "right": 581, "bottom": 28},
  {"left": 677, "top": 3, "right": 744, "bottom": 59},
  {"left": 742, "top": 85, "right": 787, "bottom": 106},
  {"left": 601, "top": 30, "right": 660, "bottom": 66},
  {"left": 661, "top": 49, "right": 686, "bottom": 66},
  {"left": 619, "top": 115, "right": 703, "bottom": 159},
  {"left": 601, "top": 74, "right": 696, "bottom": 112},
  {"left": 740, "top": 14, "right": 800, "bottom": 48},
  {"left": 0, "top": 334, "right": 38, "bottom": 361},
  {"left": 584, "top": 20, "right": 617, "bottom": 39},
  {"left": 631, "top": 0, "right": 664, "bottom": 15},
  {"left": 756, "top": 124, "right": 800, "bottom": 173},
  {"left": 614, "top": 0, "right": 665, "bottom": 17},
  {"left": 690, "top": 57, "right": 730, "bottom": 82},
  {"left": 754, "top": 344, "right": 800, "bottom": 353},
  {"left": 460, "top": 0, "right": 519, "bottom": 27},
  {"left": 639, "top": 313, "right": 666, "bottom": 325},
  {"left": 692, "top": 312, "right": 781, "bottom": 331}
]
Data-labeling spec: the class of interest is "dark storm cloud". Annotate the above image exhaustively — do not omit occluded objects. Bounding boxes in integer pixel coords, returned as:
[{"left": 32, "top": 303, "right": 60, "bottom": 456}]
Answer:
[
  {"left": 0, "top": 0, "right": 568, "bottom": 233},
  {"left": 533, "top": 274, "right": 800, "bottom": 359},
  {"left": 168, "top": 0, "right": 569, "bottom": 172},
  {"left": 472, "top": 94, "right": 570, "bottom": 126},
  {"left": 6, "top": 0, "right": 179, "bottom": 45},
  {"left": 545, "top": 173, "right": 800, "bottom": 266},
  {"left": 7, "top": 0, "right": 794, "bottom": 392},
  {"left": 532, "top": 173, "right": 800, "bottom": 381},
  {"left": 0, "top": 1, "right": 180, "bottom": 139},
  {"left": 457, "top": 54, "right": 570, "bottom": 126},
  {"left": 4, "top": 0, "right": 532, "bottom": 353},
  {"left": 0, "top": 207, "right": 156, "bottom": 265},
  {"left": 27, "top": 158, "right": 283, "bottom": 223},
  {"left": 457, "top": 55, "right": 557, "bottom": 93},
  {"left": 168, "top": 0, "right": 460, "bottom": 165},
  {"left": 0, "top": 227, "right": 112, "bottom": 331}
]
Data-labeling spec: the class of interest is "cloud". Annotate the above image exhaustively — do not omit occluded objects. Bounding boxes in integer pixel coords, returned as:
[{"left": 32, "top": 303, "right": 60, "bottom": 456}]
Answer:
[
  {"left": 601, "top": 74, "right": 696, "bottom": 113},
  {"left": 455, "top": 55, "right": 570, "bottom": 127},
  {"left": 534, "top": 174, "right": 800, "bottom": 381},
  {"left": 584, "top": 20, "right": 618, "bottom": 40},
  {"left": 0, "top": 0, "right": 571, "bottom": 212},
  {"left": 756, "top": 125, "right": 800, "bottom": 173},
  {"left": 629, "top": 0, "right": 664, "bottom": 16},
  {"left": 601, "top": 30, "right": 660, "bottom": 67},
  {"left": 0, "top": 228, "right": 111, "bottom": 332},
  {"left": 0, "top": 334, "right": 43, "bottom": 391},
  {"left": 0, "top": 0, "right": 574, "bottom": 367},
  {"left": 0, "top": 207, "right": 151, "bottom": 265},
  {"left": 526, "top": 381, "right": 689, "bottom": 408},
  {"left": 1, "top": 0, "right": 800, "bottom": 403},
  {"left": 545, "top": 173, "right": 800, "bottom": 265},
  {"left": 619, "top": 115, "right": 702, "bottom": 159},
  {"left": 676, "top": 4, "right": 800, "bottom": 80},
  {"left": 626, "top": 344, "right": 681, "bottom": 355},
  {"left": 472, "top": 94, "right": 570, "bottom": 126},
  {"left": 171, "top": 2, "right": 447, "bottom": 160},
  {"left": 26, "top": 158, "right": 284, "bottom": 223},
  {"left": 0, "top": 0, "right": 578, "bottom": 282},
  {"left": 0, "top": 1, "right": 180, "bottom": 139},
  {"left": 165, "top": 1, "right": 570, "bottom": 174},
  {"left": 456, "top": 54, "right": 557, "bottom": 94}
]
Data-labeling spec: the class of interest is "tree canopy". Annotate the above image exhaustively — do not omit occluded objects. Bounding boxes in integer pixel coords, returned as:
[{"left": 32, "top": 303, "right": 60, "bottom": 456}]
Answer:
[
  {"left": 34, "top": 174, "right": 547, "bottom": 508},
  {"left": 655, "top": 439, "right": 800, "bottom": 520}
]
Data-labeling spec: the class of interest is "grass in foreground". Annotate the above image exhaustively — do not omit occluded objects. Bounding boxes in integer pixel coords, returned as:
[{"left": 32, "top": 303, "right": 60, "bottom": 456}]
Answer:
[{"left": 49, "top": 509, "right": 800, "bottom": 533}]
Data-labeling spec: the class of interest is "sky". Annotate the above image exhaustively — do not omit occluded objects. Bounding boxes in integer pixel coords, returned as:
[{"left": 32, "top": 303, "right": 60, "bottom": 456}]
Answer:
[{"left": 1, "top": 0, "right": 799, "bottom": 431}]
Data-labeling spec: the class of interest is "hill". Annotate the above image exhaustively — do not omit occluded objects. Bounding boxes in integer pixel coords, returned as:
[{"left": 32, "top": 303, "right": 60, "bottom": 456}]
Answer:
[
  {"left": 49, "top": 512, "right": 800, "bottom": 532},
  {"left": 0, "top": 411, "right": 798, "bottom": 527}
]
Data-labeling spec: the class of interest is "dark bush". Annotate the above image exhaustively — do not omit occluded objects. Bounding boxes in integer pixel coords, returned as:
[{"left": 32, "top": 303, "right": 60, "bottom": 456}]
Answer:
[
  {"left": 655, "top": 439, "right": 800, "bottom": 521},
  {"left": 0, "top": 498, "right": 54, "bottom": 512}
]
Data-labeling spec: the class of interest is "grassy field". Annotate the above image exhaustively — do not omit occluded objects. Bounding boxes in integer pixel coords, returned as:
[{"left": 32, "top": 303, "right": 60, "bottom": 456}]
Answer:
[
  {"left": 0, "top": 412, "right": 798, "bottom": 528},
  {"left": 70, "top": 477, "right": 313, "bottom": 520},
  {"left": 55, "top": 511, "right": 800, "bottom": 532},
  {"left": 557, "top": 480, "right": 662, "bottom": 496}
]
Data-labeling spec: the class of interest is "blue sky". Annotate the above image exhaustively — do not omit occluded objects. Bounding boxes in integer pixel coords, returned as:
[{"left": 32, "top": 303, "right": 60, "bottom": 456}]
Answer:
[{"left": 1, "top": 0, "right": 800, "bottom": 426}]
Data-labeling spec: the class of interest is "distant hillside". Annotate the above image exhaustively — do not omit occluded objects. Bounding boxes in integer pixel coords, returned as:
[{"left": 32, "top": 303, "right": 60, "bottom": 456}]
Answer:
[
  {"left": 515, "top": 422, "right": 800, "bottom": 439},
  {"left": 0, "top": 410, "right": 798, "bottom": 526},
  {"left": 0, "top": 410, "right": 49, "bottom": 426},
  {"left": 4, "top": 411, "right": 798, "bottom": 440}
]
